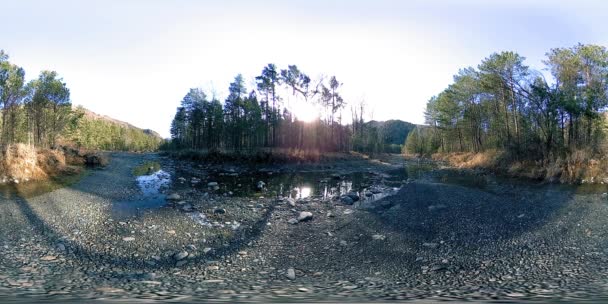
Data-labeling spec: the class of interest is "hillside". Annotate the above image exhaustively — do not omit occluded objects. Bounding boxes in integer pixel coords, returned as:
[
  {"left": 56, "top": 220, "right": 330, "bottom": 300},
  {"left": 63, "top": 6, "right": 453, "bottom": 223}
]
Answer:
[
  {"left": 66, "top": 106, "right": 163, "bottom": 151},
  {"left": 352, "top": 119, "right": 416, "bottom": 153},
  {"left": 365, "top": 119, "right": 416, "bottom": 145}
]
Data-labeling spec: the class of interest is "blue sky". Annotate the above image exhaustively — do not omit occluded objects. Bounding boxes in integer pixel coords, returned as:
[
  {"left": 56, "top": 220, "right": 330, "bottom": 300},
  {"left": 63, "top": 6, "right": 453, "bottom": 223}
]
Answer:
[{"left": 1, "top": 0, "right": 607, "bottom": 137}]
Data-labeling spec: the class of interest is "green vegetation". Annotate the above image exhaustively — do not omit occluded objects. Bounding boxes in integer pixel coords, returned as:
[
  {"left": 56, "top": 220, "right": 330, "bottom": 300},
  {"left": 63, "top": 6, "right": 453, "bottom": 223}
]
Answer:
[
  {"left": 167, "top": 64, "right": 412, "bottom": 155},
  {"left": 1, "top": 50, "right": 162, "bottom": 152},
  {"left": 65, "top": 107, "right": 162, "bottom": 151},
  {"left": 352, "top": 119, "right": 415, "bottom": 154},
  {"left": 405, "top": 43, "right": 608, "bottom": 182}
]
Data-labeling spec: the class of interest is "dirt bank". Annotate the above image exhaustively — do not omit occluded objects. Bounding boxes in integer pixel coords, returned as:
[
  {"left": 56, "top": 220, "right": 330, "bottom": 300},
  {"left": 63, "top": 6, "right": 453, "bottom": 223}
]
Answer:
[
  {"left": 425, "top": 150, "right": 608, "bottom": 184},
  {"left": 0, "top": 144, "right": 108, "bottom": 184}
]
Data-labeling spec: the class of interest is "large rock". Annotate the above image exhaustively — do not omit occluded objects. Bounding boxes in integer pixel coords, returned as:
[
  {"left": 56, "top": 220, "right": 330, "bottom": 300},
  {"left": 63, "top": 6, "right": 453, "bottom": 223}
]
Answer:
[
  {"left": 85, "top": 153, "right": 108, "bottom": 167},
  {"left": 340, "top": 195, "right": 354, "bottom": 205},
  {"left": 346, "top": 191, "right": 360, "bottom": 202},
  {"left": 297, "top": 211, "right": 313, "bottom": 222}
]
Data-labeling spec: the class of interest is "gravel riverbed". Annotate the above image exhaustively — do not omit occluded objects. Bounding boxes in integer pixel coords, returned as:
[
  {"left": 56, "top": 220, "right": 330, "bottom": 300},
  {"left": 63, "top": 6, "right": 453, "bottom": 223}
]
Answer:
[{"left": 1, "top": 152, "right": 608, "bottom": 303}]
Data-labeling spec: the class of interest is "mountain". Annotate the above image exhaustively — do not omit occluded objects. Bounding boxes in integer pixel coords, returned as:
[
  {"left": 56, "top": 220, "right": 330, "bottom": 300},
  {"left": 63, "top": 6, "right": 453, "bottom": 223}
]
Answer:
[
  {"left": 75, "top": 106, "right": 162, "bottom": 138},
  {"left": 365, "top": 119, "right": 416, "bottom": 145},
  {"left": 68, "top": 106, "right": 163, "bottom": 151}
]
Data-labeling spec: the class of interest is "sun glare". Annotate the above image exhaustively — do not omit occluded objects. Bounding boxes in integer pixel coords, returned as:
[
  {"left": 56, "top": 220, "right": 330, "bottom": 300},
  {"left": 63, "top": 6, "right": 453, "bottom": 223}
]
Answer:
[{"left": 291, "top": 101, "right": 319, "bottom": 122}]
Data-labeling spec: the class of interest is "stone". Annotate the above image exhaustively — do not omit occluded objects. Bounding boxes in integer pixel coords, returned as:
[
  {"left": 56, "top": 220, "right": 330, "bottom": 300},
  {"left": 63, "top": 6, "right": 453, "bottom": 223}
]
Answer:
[
  {"left": 256, "top": 181, "right": 266, "bottom": 190},
  {"left": 122, "top": 237, "right": 135, "bottom": 242},
  {"left": 340, "top": 196, "right": 354, "bottom": 205},
  {"left": 288, "top": 218, "right": 299, "bottom": 225},
  {"left": 428, "top": 204, "right": 447, "bottom": 211},
  {"left": 422, "top": 242, "right": 439, "bottom": 248},
  {"left": 176, "top": 260, "right": 188, "bottom": 267},
  {"left": 286, "top": 198, "right": 296, "bottom": 207},
  {"left": 346, "top": 191, "right": 360, "bottom": 202},
  {"left": 167, "top": 194, "right": 181, "bottom": 200},
  {"left": 370, "top": 189, "right": 382, "bottom": 194},
  {"left": 286, "top": 268, "right": 296, "bottom": 280},
  {"left": 40, "top": 255, "right": 57, "bottom": 261},
  {"left": 56, "top": 243, "right": 66, "bottom": 252},
  {"left": 372, "top": 234, "right": 386, "bottom": 240},
  {"left": 174, "top": 251, "right": 189, "bottom": 261},
  {"left": 213, "top": 208, "right": 226, "bottom": 215},
  {"left": 203, "top": 247, "right": 212, "bottom": 254},
  {"left": 297, "top": 211, "right": 313, "bottom": 222},
  {"left": 207, "top": 182, "right": 219, "bottom": 187}
]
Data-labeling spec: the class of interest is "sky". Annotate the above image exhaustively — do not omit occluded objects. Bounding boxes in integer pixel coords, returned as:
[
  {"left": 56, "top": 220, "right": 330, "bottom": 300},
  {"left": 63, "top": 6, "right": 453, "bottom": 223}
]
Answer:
[{"left": 1, "top": 0, "right": 607, "bottom": 137}]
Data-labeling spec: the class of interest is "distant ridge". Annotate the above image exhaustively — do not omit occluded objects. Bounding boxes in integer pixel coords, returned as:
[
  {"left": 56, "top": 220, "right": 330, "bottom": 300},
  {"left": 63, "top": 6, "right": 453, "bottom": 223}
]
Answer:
[{"left": 73, "top": 105, "right": 162, "bottom": 140}]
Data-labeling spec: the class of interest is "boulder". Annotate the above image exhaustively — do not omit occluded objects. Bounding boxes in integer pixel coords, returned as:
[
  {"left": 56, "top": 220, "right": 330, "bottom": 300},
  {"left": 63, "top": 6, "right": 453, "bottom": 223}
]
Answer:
[
  {"left": 256, "top": 181, "right": 266, "bottom": 191},
  {"left": 340, "top": 196, "right": 354, "bottom": 205},
  {"left": 346, "top": 191, "right": 360, "bottom": 202},
  {"left": 297, "top": 211, "right": 313, "bottom": 222}
]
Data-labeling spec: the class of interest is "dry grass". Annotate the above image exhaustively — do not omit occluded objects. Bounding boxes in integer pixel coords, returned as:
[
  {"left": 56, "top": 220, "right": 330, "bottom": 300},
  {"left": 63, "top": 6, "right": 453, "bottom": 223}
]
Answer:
[
  {"left": 431, "top": 150, "right": 503, "bottom": 169},
  {"left": 1, "top": 144, "right": 48, "bottom": 181},
  {"left": 431, "top": 148, "right": 608, "bottom": 184},
  {"left": 0, "top": 144, "right": 87, "bottom": 183}
]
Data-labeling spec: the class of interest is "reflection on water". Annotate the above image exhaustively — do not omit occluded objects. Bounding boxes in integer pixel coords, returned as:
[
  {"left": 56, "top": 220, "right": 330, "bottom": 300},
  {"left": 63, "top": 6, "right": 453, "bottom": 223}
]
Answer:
[
  {"left": 171, "top": 169, "right": 405, "bottom": 205},
  {"left": 0, "top": 172, "right": 85, "bottom": 199},
  {"left": 112, "top": 169, "right": 171, "bottom": 219},
  {"left": 136, "top": 169, "right": 170, "bottom": 196}
]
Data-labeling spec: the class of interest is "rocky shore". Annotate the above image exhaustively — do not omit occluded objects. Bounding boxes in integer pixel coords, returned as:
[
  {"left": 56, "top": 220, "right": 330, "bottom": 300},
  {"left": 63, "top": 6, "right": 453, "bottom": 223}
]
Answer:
[{"left": 1, "top": 152, "right": 608, "bottom": 302}]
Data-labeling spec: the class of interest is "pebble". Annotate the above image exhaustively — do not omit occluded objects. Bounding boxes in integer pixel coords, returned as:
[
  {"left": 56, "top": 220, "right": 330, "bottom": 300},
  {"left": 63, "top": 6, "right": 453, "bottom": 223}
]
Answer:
[
  {"left": 174, "top": 251, "right": 189, "bottom": 261},
  {"left": 167, "top": 193, "right": 181, "bottom": 200},
  {"left": 286, "top": 268, "right": 296, "bottom": 280},
  {"left": 372, "top": 234, "right": 386, "bottom": 240},
  {"left": 40, "top": 255, "right": 57, "bottom": 261},
  {"left": 122, "top": 237, "right": 136, "bottom": 242}
]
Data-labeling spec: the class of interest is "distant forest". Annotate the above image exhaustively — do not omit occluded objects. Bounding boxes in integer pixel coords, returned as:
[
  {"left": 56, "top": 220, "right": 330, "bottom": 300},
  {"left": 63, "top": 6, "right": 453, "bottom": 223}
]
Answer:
[
  {"left": 406, "top": 43, "right": 608, "bottom": 162},
  {"left": 0, "top": 50, "right": 161, "bottom": 152},
  {"left": 168, "top": 64, "right": 413, "bottom": 154}
]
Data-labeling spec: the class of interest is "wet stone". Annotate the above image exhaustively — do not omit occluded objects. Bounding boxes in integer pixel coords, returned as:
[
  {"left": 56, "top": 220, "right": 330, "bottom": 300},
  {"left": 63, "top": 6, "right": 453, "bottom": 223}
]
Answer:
[{"left": 174, "top": 251, "right": 189, "bottom": 261}]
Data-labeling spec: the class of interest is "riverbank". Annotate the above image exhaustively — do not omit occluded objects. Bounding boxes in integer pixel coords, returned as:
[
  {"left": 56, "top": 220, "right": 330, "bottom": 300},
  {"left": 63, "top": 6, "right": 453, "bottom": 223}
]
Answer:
[
  {"left": 1, "top": 152, "right": 608, "bottom": 302},
  {"left": 415, "top": 149, "right": 608, "bottom": 184},
  {"left": 0, "top": 144, "right": 108, "bottom": 184},
  {"left": 162, "top": 148, "right": 372, "bottom": 164}
]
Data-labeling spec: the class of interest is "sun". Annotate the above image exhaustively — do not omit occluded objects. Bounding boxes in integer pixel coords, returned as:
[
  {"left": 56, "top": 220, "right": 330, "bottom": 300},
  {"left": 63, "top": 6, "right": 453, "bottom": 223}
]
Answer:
[{"left": 291, "top": 100, "right": 319, "bottom": 122}]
